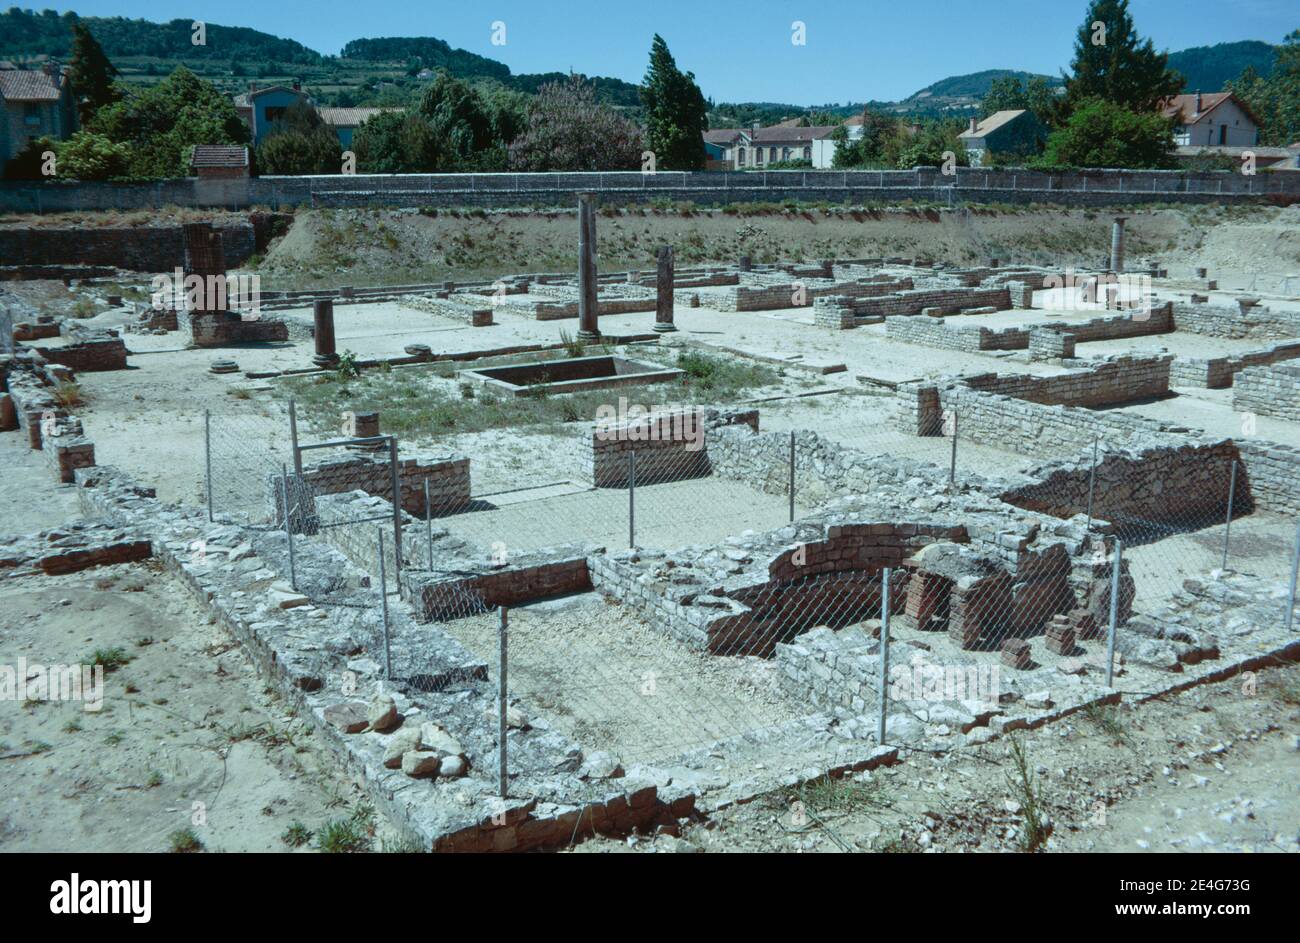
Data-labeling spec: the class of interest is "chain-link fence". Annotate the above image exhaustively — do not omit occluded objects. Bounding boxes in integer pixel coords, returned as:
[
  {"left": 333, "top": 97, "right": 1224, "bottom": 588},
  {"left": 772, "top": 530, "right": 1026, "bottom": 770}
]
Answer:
[
  {"left": 204, "top": 401, "right": 292, "bottom": 526},
  {"left": 205, "top": 391, "right": 1300, "bottom": 777}
]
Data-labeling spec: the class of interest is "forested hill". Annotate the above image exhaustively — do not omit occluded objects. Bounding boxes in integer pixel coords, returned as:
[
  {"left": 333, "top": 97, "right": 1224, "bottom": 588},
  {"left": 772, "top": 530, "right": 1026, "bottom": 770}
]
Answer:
[{"left": 0, "top": 8, "right": 321, "bottom": 63}]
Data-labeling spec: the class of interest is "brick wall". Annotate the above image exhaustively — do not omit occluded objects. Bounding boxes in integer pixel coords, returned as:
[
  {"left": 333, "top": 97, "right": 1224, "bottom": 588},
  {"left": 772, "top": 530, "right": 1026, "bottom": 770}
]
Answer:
[
  {"left": 33, "top": 334, "right": 128, "bottom": 372},
  {"left": 294, "top": 452, "right": 471, "bottom": 517},
  {"left": 579, "top": 407, "right": 758, "bottom": 487},
  {"left": 187, "top": 312, "right": 289, "bottom": 347}
]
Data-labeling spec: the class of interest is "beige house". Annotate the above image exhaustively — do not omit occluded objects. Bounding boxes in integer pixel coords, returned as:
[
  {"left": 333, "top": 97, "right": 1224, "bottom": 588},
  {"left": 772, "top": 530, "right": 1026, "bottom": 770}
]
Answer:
[
  {"left": 1162, "top": 92, "right": 1259, "bottom": 147},
  {"left": 0, "top": 62, "right": 78, "bottom": 170}
]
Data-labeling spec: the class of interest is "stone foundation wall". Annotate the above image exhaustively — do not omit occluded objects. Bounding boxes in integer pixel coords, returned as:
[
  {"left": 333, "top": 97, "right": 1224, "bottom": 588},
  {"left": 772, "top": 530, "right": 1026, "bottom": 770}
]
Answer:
[
  {"left": 1235, "top": 439, "right": 1300, "bottom": 516},
  {"left": 962, "top": 355, "right": 1172, "bottom": 408},
  {"left": 400, "top": 296, "right": 494, "bottom": 326},
  {"left": 1000, "top": 441, "right": 1241, "bottom": 531},
  {"left": 1233, "top": 362, "right": 1300, "bottom": 420},
  {"left": 1173, "top": 341, "right": 1300, "bottom": 389},
  {"left": 1171, "top": 301, "right": 1300, "bottom": 340},
  {"left": 840, "top": 286, "right": 1012, "bottom": 322},
  {"left": 579, "top": 407, "right": 758, "bottom": 487},
  {"left": 885, "top": 316, "right": 1027, "bottom": 352}
]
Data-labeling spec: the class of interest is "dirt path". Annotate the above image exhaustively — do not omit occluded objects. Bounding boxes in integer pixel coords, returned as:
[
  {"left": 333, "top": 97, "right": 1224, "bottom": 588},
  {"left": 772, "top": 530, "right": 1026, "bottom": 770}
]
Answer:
[{"left": 0, "top": 562, "right": 397, "bottom": 852}]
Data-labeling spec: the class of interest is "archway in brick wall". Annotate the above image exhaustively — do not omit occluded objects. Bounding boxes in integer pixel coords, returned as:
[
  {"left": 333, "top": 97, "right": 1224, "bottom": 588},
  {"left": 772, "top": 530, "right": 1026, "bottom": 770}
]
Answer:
[{"left": 699, "top": 522, "right": 1086, "bottom": 657}]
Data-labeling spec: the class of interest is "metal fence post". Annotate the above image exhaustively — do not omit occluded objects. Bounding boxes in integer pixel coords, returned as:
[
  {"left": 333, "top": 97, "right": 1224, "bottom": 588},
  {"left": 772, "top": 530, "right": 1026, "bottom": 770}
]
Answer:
[
  {"left": 288, "top": 398, "right": 303, "bottom": 480},
  {"left": 1106, "top": 540, "right": 1122, "bottom": 687},
  {"left": 628, "top": 451, "right": 636, "bottom": 549},
  {"left": 204, "top": 408, "right": 213, "bottom": 522},
  {"left": 788, "top": 430, "right": 796, "bottom": 523},
  {"left": 877, "top": 568, "right": 891, "bottom": 745},
  {"left": 1220, "top": 459, "right": 1237, "bottom": 572},
  {"left": 948, "top": 409, "right": 958, "bottom": 490},
  {"left": 377, "top": 528, "right": 392, "bottom": 679},
  {"left": 1285, "top": 520, "right": 1300, "bottom": 637},
  {"left": 280, "top": 464, "right": 296, "bottom": 591},
  {"left": 1084, "top": 436, "right": 1099, "bottom": 534},
  {"left": 424, "top": 477, "right": 434, "bottom": 570},
  {"left": 498, "top": 606, "right": 509, "bottom": 799},
  {"left": 387, "top": 435, "right": 403, "bottom": 591}
]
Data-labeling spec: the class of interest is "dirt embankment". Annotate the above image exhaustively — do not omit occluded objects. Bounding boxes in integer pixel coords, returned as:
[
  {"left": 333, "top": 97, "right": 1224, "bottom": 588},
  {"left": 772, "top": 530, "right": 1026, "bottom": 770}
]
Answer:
[{"left": 250, "top": 203, "right": 1300, "bottom": 290}]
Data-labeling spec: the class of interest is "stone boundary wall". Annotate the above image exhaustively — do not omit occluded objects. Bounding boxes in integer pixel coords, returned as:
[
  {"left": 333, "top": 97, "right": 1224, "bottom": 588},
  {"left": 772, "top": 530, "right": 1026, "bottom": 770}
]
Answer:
[
  {"left": 895, "top": 380, "right": 1183, "bottom": 460},
  {"left": 0, "top": 223, "right": 257, "bottom": 271},
  {"left": 1171, "top": 301, "right": 1300, "bottom": 340},
  {"left": 1233, "top": 362, "right": 1300, "bottom": 420},
  {"left": 1172, "top": 340, "right": 1300, "bottom": 389},
  {"left": 3, "top": 167, "right": 1294, "bottom": 213},
  {"left": 890, "top": 367, "right": 1300, "bottom": 517},
  {"left": 70, "top": 464, "right": 694, "bottom": 853}
]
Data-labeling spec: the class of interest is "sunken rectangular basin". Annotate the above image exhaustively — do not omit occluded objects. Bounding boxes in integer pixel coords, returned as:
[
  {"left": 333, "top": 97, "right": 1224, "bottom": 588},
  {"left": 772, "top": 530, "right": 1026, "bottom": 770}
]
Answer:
[{"left": 459, "top": 355, "right": 684, "bottom": 397}]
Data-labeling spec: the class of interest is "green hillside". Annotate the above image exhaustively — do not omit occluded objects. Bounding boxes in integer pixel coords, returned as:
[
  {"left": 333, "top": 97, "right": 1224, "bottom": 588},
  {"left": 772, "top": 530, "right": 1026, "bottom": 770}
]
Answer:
[
  {"left": 0, "top": 8, "right": 320, "bottom": 63},
  {"left": 1167, "top": 40, "right": 1277, "bottom": 91},
  {"left": 908, "top": 69, "right": 1064, "bottom": 101}
]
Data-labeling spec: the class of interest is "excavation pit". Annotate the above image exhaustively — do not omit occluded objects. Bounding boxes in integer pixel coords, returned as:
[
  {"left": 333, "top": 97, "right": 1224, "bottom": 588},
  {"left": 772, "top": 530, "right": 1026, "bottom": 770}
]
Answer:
[{"left": 458, "top": 355, "right": 684, "bottom": 397}]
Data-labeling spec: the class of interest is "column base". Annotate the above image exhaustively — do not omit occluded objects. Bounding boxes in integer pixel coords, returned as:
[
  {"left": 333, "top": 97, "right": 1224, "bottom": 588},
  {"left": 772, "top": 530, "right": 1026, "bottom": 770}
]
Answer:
[
  {"left": 652, "top": 322, "right": 678, "bottom": 333},
  {"left": 576, "top": 329, "right": 601, "bottom": 342},
  {"left": 312, "top": 353, "right": 340, "bottom": 367}
]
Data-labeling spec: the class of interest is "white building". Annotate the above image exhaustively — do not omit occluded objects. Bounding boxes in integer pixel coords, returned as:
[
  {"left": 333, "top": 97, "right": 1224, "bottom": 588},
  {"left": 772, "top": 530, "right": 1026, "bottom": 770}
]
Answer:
[{"left": 1162, "top": 92, "right": 1260, "bottom": 147}]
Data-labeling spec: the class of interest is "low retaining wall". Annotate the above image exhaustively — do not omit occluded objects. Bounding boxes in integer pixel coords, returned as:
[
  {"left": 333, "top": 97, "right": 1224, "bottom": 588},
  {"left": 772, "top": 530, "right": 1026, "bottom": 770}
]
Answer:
[
  {"left": 1233, "top": 362, "right": 1300, "bottom": 420},
  {"left": 1000, "top": 441, "right": 1241, "bottom": 533},
  {"left": 1171, "top": 301, "right": 1300, "bottom": 340},
  {"left": 0, "top": 222, "right": 257, "bottom": 272},
  {"left": 1173, "top": 340, "right": 1300, "bottom": 389},
  {"left": 818, "top": 285, "right": 1012, "bottom": 327},
  {"left": 962, "top": 355, "right": 1172, "bottom": 408}
]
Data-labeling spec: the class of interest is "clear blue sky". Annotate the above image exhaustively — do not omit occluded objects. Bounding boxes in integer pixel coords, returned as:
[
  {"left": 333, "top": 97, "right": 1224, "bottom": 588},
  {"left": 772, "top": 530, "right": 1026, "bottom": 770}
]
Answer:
[{"left": 41, "top": 0, "right": 1299, "bottom": 103}]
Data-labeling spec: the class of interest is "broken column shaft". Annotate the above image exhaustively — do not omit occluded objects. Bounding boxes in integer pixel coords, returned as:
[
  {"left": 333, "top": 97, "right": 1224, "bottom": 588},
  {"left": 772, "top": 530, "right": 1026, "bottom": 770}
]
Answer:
[
  {"left": 577, "top": 193, "right": 599, "bottom": 341},
  {"left": 312, "top": 298, "right": 338, "bottom": 366},
  {"left": 654, "top": 245, "right": 676, "bottom": 333},
  {"left": 1110, "top": 216, "right": 1127, "bottom": 273}
]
